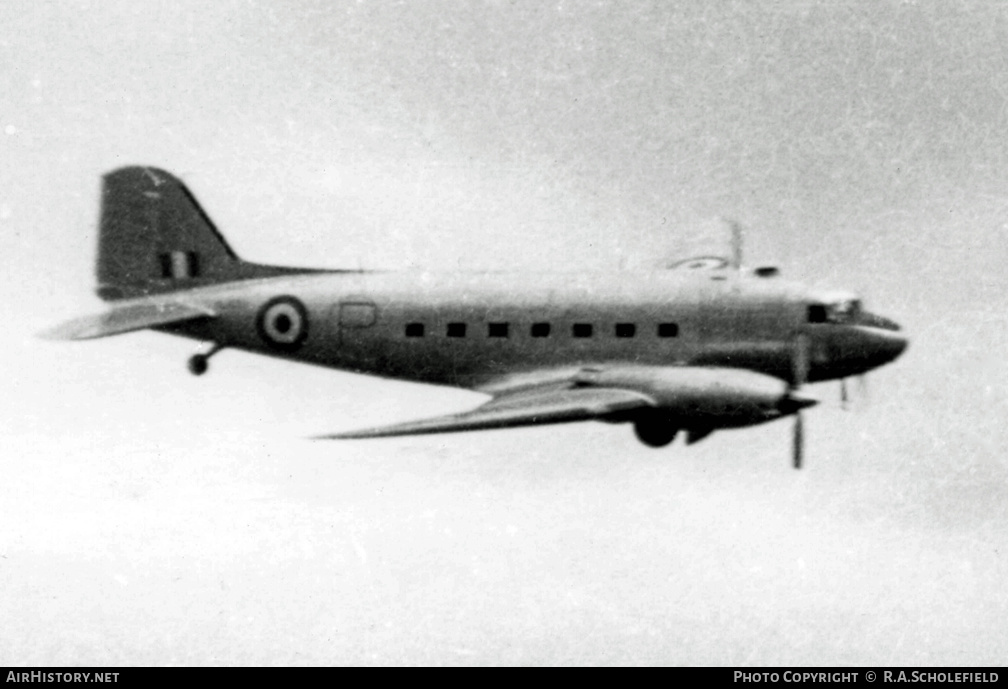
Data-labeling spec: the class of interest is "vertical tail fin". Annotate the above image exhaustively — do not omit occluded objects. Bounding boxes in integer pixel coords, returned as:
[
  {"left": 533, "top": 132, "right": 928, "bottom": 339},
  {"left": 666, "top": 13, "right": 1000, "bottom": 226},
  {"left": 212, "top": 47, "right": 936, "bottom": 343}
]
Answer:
[{"left": 96, "top": 166, "right": 314, "bottom": 301}]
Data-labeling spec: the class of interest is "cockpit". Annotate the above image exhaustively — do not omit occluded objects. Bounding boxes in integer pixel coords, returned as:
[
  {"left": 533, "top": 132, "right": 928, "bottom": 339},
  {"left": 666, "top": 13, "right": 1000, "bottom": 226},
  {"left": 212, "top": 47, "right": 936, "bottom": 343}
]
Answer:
[
  {"left": 807, "top": 297, "right": 862, "bottom": 325},
  {"left": 806, "top": 292, "right": 901, "bottom": 331}
]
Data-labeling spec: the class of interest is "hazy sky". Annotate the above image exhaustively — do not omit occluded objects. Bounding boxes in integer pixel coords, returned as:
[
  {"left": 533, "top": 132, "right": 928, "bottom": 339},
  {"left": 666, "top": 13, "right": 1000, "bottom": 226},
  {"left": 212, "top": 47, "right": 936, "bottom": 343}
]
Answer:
[{"left": 3, "top": 0, "right": 1008, "bottom": 665}]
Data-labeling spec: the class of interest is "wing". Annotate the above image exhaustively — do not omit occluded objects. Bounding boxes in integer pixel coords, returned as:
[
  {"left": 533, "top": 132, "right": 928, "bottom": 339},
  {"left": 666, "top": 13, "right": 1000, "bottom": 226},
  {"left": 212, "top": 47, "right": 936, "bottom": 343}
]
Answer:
[
  {"left": 40, "top": 299, "right": 216, "bottom": 340},
  {"left": 318, "top": 386, "right": 655, "bottom": 439}
]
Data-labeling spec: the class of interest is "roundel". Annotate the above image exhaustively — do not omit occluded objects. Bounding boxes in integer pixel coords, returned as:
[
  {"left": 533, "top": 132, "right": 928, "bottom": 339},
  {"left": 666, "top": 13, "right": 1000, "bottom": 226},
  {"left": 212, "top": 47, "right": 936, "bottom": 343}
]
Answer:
[{"left": 257, "top": 296, "right": 309, "bottom": 351}]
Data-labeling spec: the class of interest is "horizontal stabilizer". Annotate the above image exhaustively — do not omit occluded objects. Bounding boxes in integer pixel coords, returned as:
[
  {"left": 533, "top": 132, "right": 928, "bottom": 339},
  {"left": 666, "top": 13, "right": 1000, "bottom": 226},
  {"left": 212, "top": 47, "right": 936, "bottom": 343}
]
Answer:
[
  {"left": 40, "top": 300, "right": 215, "bottom": 340},
  {"left": 318, "top": 387, "right": 655, "bottom": 439}
]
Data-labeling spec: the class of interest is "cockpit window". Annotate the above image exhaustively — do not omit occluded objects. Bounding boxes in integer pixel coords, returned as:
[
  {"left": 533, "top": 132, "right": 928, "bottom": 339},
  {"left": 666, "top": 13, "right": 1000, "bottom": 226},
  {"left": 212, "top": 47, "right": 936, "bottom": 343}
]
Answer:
[
  {"left": 826, "top": 299, "right": 861, "bottom": 324},
  {"left": 808, "top": 299, "right": 862, "bottom": 325}
]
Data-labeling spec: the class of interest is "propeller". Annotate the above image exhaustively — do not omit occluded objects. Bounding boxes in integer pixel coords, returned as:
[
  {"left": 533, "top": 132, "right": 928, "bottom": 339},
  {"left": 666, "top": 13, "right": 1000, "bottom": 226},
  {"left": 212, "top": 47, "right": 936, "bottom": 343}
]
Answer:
[
  {"left": 790, "top": 333, "right": 810, "bottom": 469},
  {"left": 727, "top": 217, "right": 743, "bottom": 271},
  {"left": 793, "top": 412, "right": 804, "bottom": 470},
  {"left": 840, "top": 374, "right": 868, "bottom": 410}
]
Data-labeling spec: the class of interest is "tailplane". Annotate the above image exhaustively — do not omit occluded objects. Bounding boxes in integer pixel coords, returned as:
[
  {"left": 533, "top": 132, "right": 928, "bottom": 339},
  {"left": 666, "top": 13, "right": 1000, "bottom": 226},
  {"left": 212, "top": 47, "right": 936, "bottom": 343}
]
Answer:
[{"left": 96, "top": 166, "right": 316, "bottom": 301}]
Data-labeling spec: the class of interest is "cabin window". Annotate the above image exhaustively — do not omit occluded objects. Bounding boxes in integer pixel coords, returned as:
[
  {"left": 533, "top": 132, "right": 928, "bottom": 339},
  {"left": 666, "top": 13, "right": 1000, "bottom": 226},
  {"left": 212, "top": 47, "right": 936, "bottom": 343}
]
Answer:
[
  {"left": 807, "top": 305, "right": 828, "bottom": 324},
  {"left": 615, "top": 323, "right": 636, "bottom": 338},
  {"left": 531, "top": 322, "right": 551, "bottom": 338},
  {"left": 405, "top": 323, "right": 425, "bottom": 337},
  {"left": 658, "top": 323, "right": 679, "bottom": 338},
  {"left": 572, "top": 323, "right": 593, "bottom": 338},
  {"left": 488, "top": 322, "right": 509, "bottom": 338},
  {"left": 446, "top": 322, "right": 466, "bottom": 338}
]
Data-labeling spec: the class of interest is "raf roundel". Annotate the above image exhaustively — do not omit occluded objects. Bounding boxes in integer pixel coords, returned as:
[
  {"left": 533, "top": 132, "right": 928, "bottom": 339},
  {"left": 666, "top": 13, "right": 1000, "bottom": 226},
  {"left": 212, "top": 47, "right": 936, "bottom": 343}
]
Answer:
[{"left": 257, "top": 296, "right": 309, "bottom": 351}]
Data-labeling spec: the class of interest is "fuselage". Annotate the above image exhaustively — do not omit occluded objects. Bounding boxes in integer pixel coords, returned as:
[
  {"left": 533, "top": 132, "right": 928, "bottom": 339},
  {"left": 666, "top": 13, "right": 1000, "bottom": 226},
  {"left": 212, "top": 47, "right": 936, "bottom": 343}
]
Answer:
[
  {"left": 56, "top": 165, "right": 909, "bottom": 459},
  {"left": 166, "top": 268, "right": 907, "bottom": 390}
]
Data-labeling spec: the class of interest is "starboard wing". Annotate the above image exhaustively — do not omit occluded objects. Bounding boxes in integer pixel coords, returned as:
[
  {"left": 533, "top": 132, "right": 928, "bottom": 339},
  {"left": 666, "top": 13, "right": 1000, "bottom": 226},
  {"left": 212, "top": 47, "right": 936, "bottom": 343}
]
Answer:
[
  {"left": 666, "top": 255, "right": 730, "bottom": 270},
  {"left": 40, "top": 299, "right": 216, "bottom": 340},
  {"left": 318, "top": 386, "right": 655, "bottom": 439}
]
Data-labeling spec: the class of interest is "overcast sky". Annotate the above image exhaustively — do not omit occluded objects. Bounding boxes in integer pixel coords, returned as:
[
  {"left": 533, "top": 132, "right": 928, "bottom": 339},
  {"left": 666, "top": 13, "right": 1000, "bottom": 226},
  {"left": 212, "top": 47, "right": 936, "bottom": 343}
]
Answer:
[{"left": 3, "top": 0, "right": 1008, "bottom": 665}]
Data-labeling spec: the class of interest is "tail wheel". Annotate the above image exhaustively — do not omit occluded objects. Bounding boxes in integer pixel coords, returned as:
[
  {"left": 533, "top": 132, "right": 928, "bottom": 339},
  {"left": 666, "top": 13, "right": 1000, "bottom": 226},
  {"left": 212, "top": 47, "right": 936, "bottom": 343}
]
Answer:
[
  {"left": 186, "top": 343, "right": 222, "bottom": 376},
  {"left": 633, "top": 414, "right": 678, "bottom": 448},
  {"left": 187, "top": 354, "right": 208, "bottom": 376}
]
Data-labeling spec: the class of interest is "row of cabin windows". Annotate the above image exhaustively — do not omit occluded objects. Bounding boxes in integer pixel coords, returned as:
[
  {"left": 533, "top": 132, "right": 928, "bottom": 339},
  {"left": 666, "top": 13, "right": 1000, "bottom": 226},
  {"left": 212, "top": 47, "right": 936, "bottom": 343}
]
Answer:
[{"left": 403, "top": 322, "right": 679, "bottom": 339}]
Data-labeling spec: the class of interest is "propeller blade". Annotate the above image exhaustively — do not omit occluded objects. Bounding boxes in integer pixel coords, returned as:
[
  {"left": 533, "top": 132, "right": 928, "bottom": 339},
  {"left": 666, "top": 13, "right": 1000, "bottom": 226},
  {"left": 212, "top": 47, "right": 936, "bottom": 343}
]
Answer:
[
  {"left": 840, "top": 378, "right": 849, "bottom": 410},
  {"left": 793, "top": 412, "right": 804, "bottom": 469},
  {"left": 791, "top": 334, "right": 810, "bottom": 389},
  {"left": 727, "top": 218, "right": 743, "bottom": 271}
]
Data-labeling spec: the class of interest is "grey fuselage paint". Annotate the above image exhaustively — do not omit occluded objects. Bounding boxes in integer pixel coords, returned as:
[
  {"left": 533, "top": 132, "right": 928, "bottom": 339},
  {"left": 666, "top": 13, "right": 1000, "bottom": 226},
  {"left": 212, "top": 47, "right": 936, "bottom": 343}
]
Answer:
[{"left": 161, "top": 268, "right": 905, "bottom": 391}]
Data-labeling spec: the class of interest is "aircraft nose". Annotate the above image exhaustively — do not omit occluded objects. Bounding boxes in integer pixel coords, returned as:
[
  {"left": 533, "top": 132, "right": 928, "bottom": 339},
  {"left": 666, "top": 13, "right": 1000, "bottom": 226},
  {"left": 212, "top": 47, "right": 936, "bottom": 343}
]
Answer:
[
  {"left": 871, "top": 328, "right": 909, "bottom": 364},
  {"left": 853, "top": 310, "right": 908, "bottom": 365},
  {"left": 830, "top": 325, "right": 908, "bottom": 377}
]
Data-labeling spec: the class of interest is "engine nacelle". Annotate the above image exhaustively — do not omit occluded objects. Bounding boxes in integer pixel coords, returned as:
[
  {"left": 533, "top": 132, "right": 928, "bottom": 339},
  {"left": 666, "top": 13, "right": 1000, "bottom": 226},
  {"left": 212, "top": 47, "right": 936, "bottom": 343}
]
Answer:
[{"left": 577, "top": 366, "right": 814, "bottom": 428}]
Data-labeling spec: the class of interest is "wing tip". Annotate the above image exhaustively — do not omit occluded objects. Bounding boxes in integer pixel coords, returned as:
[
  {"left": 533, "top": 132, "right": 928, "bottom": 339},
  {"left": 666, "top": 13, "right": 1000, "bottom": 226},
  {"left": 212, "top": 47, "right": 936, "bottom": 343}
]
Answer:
[
  {"left": 36, "top": 320, "right": 97, "bottom": 341},
  {"left": 36, "top": 326, "right": 66, "bottom": 341},
  {"left": 311, "top": 428, "right": 403, "bottom": 440},
  {"left": 312, "top": 433, "right": 358, "bottom": 441}
]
